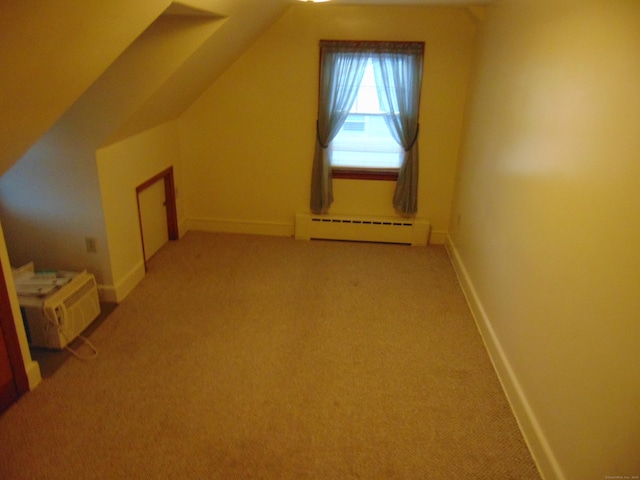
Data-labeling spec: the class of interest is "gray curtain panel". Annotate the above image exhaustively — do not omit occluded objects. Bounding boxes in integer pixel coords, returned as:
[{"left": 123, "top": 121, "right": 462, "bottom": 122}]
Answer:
[
  {"left": 311, "top": 42, "right": 369, "bottom": 214},
  {"left": 373, "top": 43, "right": 423, "bottom": 215},
  {"left": 311, "top": 40, "right": 424, "bottom": 215}
]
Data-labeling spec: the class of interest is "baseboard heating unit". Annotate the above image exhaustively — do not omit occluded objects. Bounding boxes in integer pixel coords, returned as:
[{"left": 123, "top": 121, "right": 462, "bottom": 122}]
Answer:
[{"left": 295, "top": 213, "right": 430, "bottom": 246}]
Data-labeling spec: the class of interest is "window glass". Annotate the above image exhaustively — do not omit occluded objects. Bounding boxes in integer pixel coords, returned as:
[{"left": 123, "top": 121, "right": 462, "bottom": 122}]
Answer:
[{"left": 330, "top": 60, "right": 403, "bottom": 171}]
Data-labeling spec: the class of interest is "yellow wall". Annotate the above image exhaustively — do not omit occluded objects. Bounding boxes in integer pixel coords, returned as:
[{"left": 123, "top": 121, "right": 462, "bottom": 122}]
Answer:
[
  {"left": 102, "top": 12, "right": 226, "bottom": 145},
  {"left": 0, "top": 0, "right": 172, "bottom": 175},
  {"left": 0, "top": 6, "right": 222, "bottom": 301},
  {"left": 0, "top": 127, "right": 113, "bottom": 288},
  {"left": 449, "top": 1, "right": 640, "bottom": 478},
  {"left": 97, "top": 120, "right": 184, "bottom": 302},
  {"left": 181, "top": 5, "right": 478, "bottom": 241},
  {"left": 0, "top": 0, "right": 252, "bottom": 389}
]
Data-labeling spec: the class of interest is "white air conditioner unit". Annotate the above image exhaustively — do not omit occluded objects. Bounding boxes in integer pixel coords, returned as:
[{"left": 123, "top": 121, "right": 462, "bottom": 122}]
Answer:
[{"left": 17, "top": 268, "right": 101, "bottom": 350}]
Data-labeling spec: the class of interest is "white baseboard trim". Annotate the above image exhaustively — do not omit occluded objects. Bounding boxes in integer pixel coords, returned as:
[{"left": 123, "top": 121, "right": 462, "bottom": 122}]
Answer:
[
  {"left": 25, "top": 360, "right": 42, "bottom": 391},
  {"left": 428, "top": 230, "right": 448, "bottom": 245},
  {"left": 187, "top": 217, "right": 294, "bottom": 238},
  {"left": 444, "top": 235, "right": 564, "bottom": 480},
  {"left": 99, "top": 260, "right": 146, "bottom": 303}
]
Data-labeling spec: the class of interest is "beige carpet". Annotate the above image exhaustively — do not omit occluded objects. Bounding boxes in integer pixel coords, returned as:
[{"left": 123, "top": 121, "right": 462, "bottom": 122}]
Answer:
[{"left": 0, "top": 232, "right": 541, "bottom": 479}]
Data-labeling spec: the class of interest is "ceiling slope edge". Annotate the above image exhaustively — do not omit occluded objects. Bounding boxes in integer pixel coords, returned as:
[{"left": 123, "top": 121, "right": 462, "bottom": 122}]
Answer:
[
  {"left": 104, "top": 0, "right": 293, "bottom": 147},
  {"left": 165, "top": 1, "right": 221, "bottom": 16},
  {"left": 0, "top": 0, "right": 174, "bottom": 177},
  {"left": 100, "top": 11, "right": 228, "bottom": 146}
]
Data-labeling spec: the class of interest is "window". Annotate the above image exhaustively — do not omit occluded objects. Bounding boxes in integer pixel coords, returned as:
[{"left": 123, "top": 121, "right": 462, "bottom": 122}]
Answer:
[
  {"left": 330, "top": 59, "right": 404, "bottom": 180},
  {"left": 311, "top": 40, "right": 424, "bottom": 214}
]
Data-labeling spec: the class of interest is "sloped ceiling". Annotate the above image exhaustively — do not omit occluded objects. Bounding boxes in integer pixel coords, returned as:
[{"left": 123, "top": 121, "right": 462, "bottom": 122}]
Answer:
[
  {"left": 0, "top": 0, "right": 293, "bottom": 175},
  {"left": 0, "top": 0, "right": 490, "bottom": 175},
  {"left": 106, "top": 0, "right": 296, "bottom": 145},
  {"left": 57, "top": 10, "right": 227, "bottom": 150},
  {"left": 0, "top": 0, "right": 173, "bottom": 176},
  {"left": 104, "top": 0, "right": 493, "bottom": 145}
]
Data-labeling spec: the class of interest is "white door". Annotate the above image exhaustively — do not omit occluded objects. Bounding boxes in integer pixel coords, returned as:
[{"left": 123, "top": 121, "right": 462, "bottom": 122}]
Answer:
[{"left": 139, "top": 179, "right": 168, "bottom": 261}]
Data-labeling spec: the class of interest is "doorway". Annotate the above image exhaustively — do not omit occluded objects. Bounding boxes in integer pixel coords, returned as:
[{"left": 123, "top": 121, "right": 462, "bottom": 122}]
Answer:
[
  {"left": 136, "top": 167, "right": 179, "bottom": 271},
  {"left": 0, "top": 255, "right": 30, "bottom": 412}
]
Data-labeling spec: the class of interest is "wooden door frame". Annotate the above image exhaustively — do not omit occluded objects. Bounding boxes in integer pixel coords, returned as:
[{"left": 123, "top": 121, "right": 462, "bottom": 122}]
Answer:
[
  {"left": 0, "top": 254, "right": 30, "bottom": 401},
  {"left": 136, "top": 167, "right": 179, "bottom": 272}
]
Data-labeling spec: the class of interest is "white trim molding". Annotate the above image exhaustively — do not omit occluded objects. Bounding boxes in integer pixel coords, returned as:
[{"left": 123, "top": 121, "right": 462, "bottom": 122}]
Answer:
[
  {"left": 445, "top": 235, "right": 565, "bottom": 480},
  {"left": 187, "top": 217, "right": 294, "bottom": 238},
  {"left": 99, "top": 260, "right": 145, "bottom": 304}
]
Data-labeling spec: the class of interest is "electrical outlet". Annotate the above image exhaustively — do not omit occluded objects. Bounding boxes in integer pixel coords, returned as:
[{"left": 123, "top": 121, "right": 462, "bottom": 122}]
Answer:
[{"left": 85, "top": 237, "right": 97, "bottom": 253}]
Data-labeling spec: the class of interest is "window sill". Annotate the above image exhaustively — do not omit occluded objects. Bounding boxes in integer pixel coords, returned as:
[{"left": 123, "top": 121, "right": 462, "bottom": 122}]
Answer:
[{"left": 331, "top": 168, "right": 399, "bottom": 181}]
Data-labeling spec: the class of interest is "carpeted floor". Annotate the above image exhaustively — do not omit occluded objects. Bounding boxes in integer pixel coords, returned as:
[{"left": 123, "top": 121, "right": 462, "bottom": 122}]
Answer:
[{"left": 0, "top": 232, "right": 541, "bottom": 479}]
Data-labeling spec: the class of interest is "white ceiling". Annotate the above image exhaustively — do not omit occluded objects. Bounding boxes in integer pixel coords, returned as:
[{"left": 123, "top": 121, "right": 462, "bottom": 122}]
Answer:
[{"left": 310, "top": 0, "right": 493, "bottom": 5}]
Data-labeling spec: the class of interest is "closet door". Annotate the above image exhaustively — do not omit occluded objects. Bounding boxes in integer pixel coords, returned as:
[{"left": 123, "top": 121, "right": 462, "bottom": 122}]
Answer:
[
  {"left": 139, "top": 178, "right": 169, "bottom": 262},
  {"left": 136, "top": 167, "right": 179, "bottom": 270}
]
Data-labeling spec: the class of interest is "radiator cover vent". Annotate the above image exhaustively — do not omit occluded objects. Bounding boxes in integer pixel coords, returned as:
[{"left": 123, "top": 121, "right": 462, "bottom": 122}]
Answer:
[{"left": 295, "top": 213, "right": 429, "bottom": 246}]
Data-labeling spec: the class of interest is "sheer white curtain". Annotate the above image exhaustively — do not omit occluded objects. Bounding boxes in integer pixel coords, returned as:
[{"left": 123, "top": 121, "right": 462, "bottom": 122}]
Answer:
[
  {"left": 310, "top": 42, "right": 369, "bottom": 213},
  {"left": 373, "top": 43, "right": 424, "bottom": 215}
]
